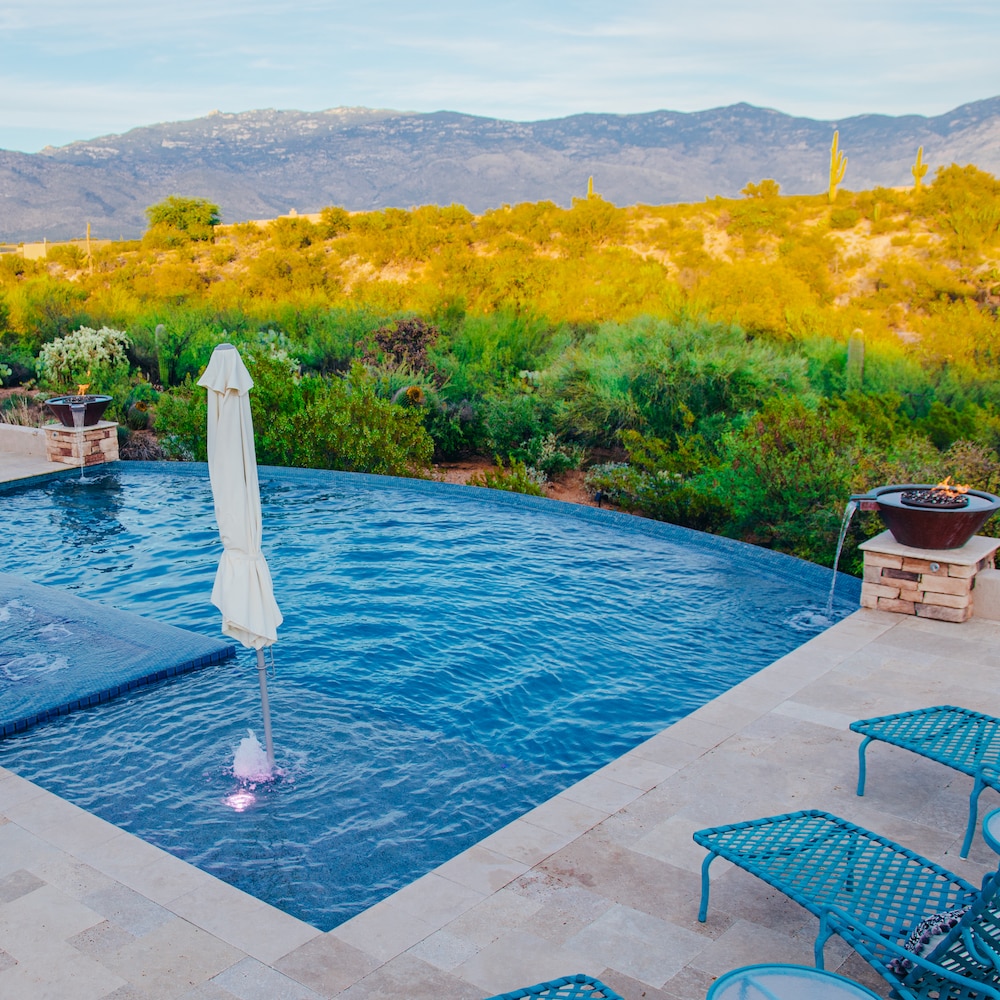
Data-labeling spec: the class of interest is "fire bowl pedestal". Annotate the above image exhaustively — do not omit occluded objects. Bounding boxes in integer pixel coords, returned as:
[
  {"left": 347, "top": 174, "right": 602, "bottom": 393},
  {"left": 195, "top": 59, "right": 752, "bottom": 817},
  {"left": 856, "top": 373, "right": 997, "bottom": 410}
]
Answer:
[
  {"left": 44, "top": 421, "right": 119, "bottom": 467},
  {"left": 853, "top": 484, "right": 1000, "bottom": 550},
  {"left": 859, "top": 531, "right": 1000, "bottom": 623},
  {"left": 45, "top": 395, "right": 113, "bottom": 428}
]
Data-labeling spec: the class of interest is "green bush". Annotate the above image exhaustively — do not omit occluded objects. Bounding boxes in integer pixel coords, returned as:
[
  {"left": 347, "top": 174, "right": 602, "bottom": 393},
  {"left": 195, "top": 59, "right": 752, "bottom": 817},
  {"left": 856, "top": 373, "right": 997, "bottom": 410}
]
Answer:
[{"left": 467, "top": 458, "right": 546, "bottom": 496}]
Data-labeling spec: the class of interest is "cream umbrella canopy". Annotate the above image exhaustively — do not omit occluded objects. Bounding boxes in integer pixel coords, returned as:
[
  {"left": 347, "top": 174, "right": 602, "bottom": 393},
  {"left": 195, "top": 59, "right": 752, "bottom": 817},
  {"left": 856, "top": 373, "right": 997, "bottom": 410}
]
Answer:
[{"left": 198, "top": 343, "right": 283, "bottom": 766}]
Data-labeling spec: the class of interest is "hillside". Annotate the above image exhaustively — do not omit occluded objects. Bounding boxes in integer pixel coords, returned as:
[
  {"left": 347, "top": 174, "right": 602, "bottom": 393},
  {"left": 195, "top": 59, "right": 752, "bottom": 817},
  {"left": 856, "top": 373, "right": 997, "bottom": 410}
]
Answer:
[{"left": 2, "top": 98, "right": 1000, "bottom": 242}]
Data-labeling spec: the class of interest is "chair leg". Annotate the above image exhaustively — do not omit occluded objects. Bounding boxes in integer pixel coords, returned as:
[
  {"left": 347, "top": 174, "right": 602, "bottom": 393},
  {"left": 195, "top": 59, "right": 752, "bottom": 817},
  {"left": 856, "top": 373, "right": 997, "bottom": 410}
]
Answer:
[
  {"left": 698, "top": 853, "right": 716, "bottom": 922},
  {"left": 960, "top": 775, "right": 986, "bottom": 858},
  {"left": 815, "top": 913, "right": 831, "bottom": 970},
  {"left": 856, "top": 736, "right": 872, "bottom": 796}
]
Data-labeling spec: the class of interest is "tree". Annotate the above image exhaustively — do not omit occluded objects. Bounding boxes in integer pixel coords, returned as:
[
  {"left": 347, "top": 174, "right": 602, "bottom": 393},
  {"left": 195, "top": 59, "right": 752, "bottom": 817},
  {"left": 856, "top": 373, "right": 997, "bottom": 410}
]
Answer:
[{"left": 144, "top": 196, "right": 221, "bottom": 244}]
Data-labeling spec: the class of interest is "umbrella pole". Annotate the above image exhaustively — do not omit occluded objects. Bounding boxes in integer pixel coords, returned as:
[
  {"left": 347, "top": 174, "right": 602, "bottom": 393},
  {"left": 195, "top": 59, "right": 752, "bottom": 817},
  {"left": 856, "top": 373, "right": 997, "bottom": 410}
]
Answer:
[{"left": 256, "top": 647, "right": 275, "bottom": 767}]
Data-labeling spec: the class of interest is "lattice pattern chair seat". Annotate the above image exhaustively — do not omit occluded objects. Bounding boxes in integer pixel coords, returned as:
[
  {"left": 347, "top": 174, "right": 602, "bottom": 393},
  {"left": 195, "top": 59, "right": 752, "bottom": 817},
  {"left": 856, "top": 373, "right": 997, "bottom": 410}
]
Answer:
[
  {"left": 482, "top": 974, "right": 624, "bottom": 999},
  {"left": 851, "top": 705, "right": 1000, "bottom": 857},
  {"left": 694, "top": 810, "right": 988, "bottom": 1000},
  {"left": 824, "top": 873, "right": 1000, "bottom": 1000}
]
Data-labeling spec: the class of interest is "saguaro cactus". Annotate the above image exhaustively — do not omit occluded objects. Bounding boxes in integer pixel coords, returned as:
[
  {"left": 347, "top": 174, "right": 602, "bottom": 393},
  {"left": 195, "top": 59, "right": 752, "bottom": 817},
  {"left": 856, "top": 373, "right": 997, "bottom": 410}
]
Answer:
[
  {"left": 912, "top": 146, "right": 929, "bottom": 190},
  {"left": 587, "top": 176, "right": 596, "bottom": 199},
  {"left": 828, "top": 131, "right": 848, "bottom": 203}
]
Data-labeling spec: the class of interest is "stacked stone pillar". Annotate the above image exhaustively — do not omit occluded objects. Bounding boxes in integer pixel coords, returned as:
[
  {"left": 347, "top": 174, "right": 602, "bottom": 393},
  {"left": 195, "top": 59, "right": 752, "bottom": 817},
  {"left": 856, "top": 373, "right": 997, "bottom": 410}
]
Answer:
[
  {"left": 44, "top": 421, "right": 119, "bottom": 467},
  {"left": 859, "top": 531, "right": 1000, "bottom": 623}
]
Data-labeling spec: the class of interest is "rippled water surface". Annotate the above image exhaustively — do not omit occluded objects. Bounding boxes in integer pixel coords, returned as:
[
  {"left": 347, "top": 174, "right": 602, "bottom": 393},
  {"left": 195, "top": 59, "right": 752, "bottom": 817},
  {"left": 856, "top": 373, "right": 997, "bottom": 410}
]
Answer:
[{"left": 0, "top": 464, "right": 858, "bottom": 929}]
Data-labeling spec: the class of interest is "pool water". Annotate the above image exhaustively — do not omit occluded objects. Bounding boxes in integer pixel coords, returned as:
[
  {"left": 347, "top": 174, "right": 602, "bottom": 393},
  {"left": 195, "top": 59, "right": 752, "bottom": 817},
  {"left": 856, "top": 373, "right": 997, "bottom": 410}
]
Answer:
[{"left": 0, "top": 464, "right": 859, "bottom": 929}]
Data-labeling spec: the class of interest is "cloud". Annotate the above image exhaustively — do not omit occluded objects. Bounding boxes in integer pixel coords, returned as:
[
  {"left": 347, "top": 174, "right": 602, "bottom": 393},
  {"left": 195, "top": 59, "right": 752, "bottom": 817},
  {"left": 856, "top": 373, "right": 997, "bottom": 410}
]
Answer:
[{"left": 1, "top": 0, "right": 998, "bottom": 150}]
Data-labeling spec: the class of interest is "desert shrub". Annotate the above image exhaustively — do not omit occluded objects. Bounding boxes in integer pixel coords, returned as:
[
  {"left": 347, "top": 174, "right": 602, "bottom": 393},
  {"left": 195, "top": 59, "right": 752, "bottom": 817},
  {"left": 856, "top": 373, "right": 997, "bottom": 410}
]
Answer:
[
  {"left": 520, "top": 432, "right": 586, "bottom": 479},
  {"left": 153, "top": 377, "right": 208, "bottom": 460},
  {"left": 479, "top": 391, "right": 550, "bottom": 459},
  {"left": 584, "top": 461, "right": 731, "bottom": 532},
  {"left": 46, "top": 244, "right": 87, "bottom": 269},
  {"left": 467, "top": 458, "right": 546, "bottom": 496},
  {"left": 287, "top": 364, "right": 434, "bottom": 476},
  {"left": 919, "top": 164, "right": 1000, "bottom": 254},
  {"left": 829, "top": 208, "right": 861, "bottom": 229},
  {"left": 423, "top": 399, "right": 482, "bottom": 460},
  {"left": 359, "top": 316, "right": 440, "bottom": 371}
]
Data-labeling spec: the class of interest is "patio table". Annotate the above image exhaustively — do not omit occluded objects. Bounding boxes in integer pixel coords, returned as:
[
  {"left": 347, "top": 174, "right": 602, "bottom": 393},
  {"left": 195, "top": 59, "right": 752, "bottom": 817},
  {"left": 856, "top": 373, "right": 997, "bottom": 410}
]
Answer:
[{"left": 706, "top": 963, "right": 882, "bottom": 1000}]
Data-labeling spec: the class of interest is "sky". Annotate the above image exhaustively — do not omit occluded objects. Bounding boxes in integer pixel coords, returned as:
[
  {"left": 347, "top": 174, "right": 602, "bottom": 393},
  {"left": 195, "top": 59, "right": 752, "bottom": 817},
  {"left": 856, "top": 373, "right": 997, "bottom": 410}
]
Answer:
[{"left": 2, "top": 0, "right": 998, "bottom": 153}]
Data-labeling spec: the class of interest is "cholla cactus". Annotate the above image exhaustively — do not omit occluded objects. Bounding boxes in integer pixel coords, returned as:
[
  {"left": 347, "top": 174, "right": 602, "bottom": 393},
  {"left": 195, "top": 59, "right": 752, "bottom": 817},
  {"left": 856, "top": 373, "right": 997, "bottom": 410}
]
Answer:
[
  {"left": 828, "top": 131, "right": 848, "bottom": 203},
  {"left": 36, "top": 326, "right": 131, "bottom": 386}
]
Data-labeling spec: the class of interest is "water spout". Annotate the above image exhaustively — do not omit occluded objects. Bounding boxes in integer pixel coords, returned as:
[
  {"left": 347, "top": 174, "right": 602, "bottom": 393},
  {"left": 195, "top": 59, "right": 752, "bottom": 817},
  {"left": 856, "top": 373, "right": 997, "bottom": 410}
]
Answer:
[
  {"left": 233, "top": 728, "right": 273, "bottom": 784},
  {"left": 69, "top": 402, "right": 86, "bottom": 481},
  {"left": 826, "top": 500, "right": 858, "bottom": 614}
]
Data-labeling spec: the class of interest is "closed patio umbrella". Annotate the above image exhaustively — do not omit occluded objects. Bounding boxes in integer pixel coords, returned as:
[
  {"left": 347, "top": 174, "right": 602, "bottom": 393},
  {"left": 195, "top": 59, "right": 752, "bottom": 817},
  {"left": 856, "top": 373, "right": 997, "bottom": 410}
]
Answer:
[{"left": 198, "top": 343, "right": 283, "bottom": 767}]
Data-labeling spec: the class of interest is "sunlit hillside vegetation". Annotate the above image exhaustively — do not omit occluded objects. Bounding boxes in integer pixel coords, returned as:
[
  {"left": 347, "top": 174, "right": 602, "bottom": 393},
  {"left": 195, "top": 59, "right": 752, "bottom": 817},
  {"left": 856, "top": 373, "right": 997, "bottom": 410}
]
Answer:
[{"left": 3, "top": 164, "right": 1000, "bottom": 573}]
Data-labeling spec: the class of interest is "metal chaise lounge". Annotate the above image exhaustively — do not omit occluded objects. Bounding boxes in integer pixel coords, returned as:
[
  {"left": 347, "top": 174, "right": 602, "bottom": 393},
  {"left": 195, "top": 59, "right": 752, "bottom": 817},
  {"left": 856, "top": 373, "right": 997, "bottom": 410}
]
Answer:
[
  {"left": 482, "top": 974, "right": 624, "bottom": 999},
  {"left": 851, "top": 705, "right": 1000, "bottom": 857},
  {"left": 694, "top": 809, "right": 1000, "bottom": 999}
]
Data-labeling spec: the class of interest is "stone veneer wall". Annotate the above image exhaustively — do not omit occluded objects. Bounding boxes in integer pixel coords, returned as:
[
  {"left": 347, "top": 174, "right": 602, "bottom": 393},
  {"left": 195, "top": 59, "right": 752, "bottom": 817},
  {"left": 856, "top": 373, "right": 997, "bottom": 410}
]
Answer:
[
  {"left": 860, "top": 533, "right": 999, "bottom": 622},
  {"left": 44, "top": 422, "right": 119, "bottom": 467}
]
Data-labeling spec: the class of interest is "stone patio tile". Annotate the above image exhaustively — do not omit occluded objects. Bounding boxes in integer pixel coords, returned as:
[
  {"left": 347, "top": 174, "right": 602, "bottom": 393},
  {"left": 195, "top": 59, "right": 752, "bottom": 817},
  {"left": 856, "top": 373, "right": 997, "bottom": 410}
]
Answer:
[
  {"left": 28, "top": 854, "right": 118, "bottom": 900},
  {"left": 475, "top": 817, "right": 579, "bottom": 866},
  {"left": 338, "top": 952, "right": 473, "bottom": 1000},
  {"left": 659, "top": 964, "right": 719, "bottom": 1000},
  {"left": 0, "top": 770, "right": 47, "bottom": 812},
  {"left": 511, "top": 878, "right": 614, "bottom": 945},
  {"left": 0, "top": 821, "right": 62, "bottom": 876},
  {"left": 387, "top": 871, "right": 488, "bottom": 927},
  {"left": 0, "top": 868, "right": 45, "bottom": 904},
  {"left": 169, "top": 878, "right": 319, "bottom": 965},
  {"left": 406, "top": 928, "right": 481, "bottom": 971},
  {"left": 83, "top": 883, "right": 175, "bottom": 936},
  {"left": 444, "top": 884, "right": 544, "bottom": 947},
  {"left": 273, "top": 933, "right": 380, "bottom": 996},
  {"left": 590, "top": 752, "right": 675, "bottom": 791},
  {"left": 179, "top": 982, "right": 242, "bottom": 1000},
  {"left": 211, "top": 955, "right": 323, "bottom": 999},
  {"left": 2, "top": 788, "right": 122, "bottom": 853},
  {"left": 509, "top": 796, "right": 607, "bottom": 840},
  {"left": 632, "top": 814, "right": 735, "bottom": 876},
  {"left": 433, "top": 845, "right": 530, "bottom": 896},
  {"left": 684, "top": 700, "right": 766, "bottom": 736},
  {"left": 100, "top": 917, "right": 244, "bottom": 997},
  {"left": 0, "top": 883, "right": 104, "bottom": 950},
  {"left": 332, "top": 900, "right": 438, "bottom": 963},
  {"left": 452, "top": 928, "right": 593, "bottom": 997},
  {"left": 556, "top": 773, "right": 644, "bottom": 814},
  {"left": 629, "top": 732, "right": 706, "bottom": 769},
  {"left": 659, "top": 716, "right": 732, "bottom": 752},
  {"left": 69, "top": 919, "right": 138, "bottom": 958},
  {"left": 772, "top": 700, "right": 860, "bottom": 731},
  {"left": 81, "top": 835, "right": 216, "bottom": 904},
  {"left": 0, "top": 945, "right": 128, "bottom": 1000},
  {"left": 689, "top": 918, "right": 822, "bottom": 976},
  {"left": 567, "top": 904, "right": 709, "bottom": 988}
]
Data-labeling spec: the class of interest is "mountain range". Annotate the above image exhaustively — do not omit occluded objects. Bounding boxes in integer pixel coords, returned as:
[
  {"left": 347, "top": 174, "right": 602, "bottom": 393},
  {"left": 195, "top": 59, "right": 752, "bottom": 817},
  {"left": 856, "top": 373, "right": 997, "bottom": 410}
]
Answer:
[{"left": 2, "top": 99, "right": 1000, "bottom": 243}]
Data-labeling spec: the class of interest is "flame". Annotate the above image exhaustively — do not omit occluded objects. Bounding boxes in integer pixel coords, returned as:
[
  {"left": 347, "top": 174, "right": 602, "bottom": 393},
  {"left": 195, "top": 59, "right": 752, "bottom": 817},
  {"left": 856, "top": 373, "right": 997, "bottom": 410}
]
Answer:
[
  {"left": 76, "top": 383, "right": 90, "bottom": 396},
  {"left": 931, "top": 477, "right": 970, "bottom": 499}
]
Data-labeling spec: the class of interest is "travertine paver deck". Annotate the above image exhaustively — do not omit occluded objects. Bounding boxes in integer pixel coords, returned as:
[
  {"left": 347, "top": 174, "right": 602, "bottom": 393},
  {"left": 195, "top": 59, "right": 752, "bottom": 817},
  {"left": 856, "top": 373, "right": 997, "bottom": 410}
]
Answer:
[{"left": 2, "top": 457, "right": 999, "bottom": 999}]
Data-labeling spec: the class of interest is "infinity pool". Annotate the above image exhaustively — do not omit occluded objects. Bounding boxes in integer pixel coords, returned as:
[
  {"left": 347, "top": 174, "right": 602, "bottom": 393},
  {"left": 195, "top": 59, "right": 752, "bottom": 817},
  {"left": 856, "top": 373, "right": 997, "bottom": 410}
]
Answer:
[{"left": 0, "top": 463, "right": 859, "bottom": 929}]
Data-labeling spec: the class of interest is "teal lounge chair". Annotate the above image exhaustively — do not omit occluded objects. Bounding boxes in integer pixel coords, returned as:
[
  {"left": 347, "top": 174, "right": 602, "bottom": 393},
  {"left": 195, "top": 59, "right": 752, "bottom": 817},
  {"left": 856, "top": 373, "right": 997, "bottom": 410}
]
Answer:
[
  {"left": 482, "top": 974, "right": 624, "bottom": 999},
  {"left": 851, "top": 705, "right": 1000, "bottom": 857},
  {"left": 694, "top": 809, "right": 1000, "bottom": 999}
]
